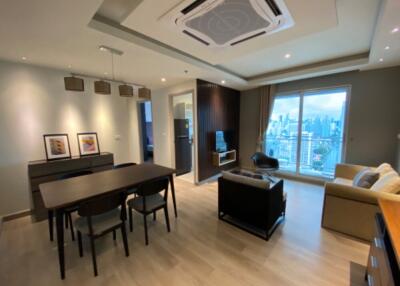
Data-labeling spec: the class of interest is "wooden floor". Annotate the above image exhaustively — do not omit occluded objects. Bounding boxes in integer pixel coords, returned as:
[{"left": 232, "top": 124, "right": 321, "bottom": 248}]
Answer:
[{"left": 0, "top": 178, "right": 369, "bottom": 286}]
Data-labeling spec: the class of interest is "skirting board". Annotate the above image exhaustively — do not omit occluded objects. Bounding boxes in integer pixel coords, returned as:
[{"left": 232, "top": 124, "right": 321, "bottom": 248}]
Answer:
[{"left": 2, "top": 209, "right": 31, "bottom": 222}]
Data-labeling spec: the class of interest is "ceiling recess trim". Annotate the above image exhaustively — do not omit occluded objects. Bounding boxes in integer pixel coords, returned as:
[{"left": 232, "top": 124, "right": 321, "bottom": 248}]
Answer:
[
  {"left": 247, "top": 52, "right": 370, "bottom": 86},
  {"left": 89, "top": 14, "right": 247, "bottom": 84},
  {"left": 89, "top": 14, "right": 372, "bottom": 88}
]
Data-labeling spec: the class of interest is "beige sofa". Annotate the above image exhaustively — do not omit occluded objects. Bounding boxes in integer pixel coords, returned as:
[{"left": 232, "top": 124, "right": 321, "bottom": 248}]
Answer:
[{"left": 321, "top": 163, "right": 400, "bottom": 241}]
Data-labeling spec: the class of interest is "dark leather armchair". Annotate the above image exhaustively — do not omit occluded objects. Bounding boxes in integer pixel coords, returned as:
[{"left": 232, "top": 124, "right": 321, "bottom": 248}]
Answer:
[{"left": 251, "top": 152, "right": 279, "bottom": 174}]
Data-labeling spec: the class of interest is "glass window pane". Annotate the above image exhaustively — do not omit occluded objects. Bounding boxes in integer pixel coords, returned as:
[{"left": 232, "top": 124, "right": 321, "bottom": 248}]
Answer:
[
  {"left": 299, "top": 89, "right": 347, "bottom": 178},
  {"left": 265, "top": 95, "right": 300, "bottom": 173}
]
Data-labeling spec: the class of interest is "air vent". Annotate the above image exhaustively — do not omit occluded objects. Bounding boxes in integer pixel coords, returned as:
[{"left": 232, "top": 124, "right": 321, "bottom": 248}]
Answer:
[
  {"left": 172, "top": 0, "right": 294, "bottom": 47},
  {"left": 183, "top": 30, "right": 210, "bottom": 46},
  {"left": 265, "top": 0, "right": 282, "bottom": 16},
  {"left": 230, "top": 31, "right": 266, "bottom": 46},
  {"left": 181, "top": 0, "right": 207, "bottom": 14}
]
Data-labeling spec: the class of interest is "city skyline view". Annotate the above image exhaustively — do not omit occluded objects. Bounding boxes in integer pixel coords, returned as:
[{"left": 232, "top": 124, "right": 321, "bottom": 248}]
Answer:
[{"left": 265, "top": 90, "right": 347, "bottom": 178}]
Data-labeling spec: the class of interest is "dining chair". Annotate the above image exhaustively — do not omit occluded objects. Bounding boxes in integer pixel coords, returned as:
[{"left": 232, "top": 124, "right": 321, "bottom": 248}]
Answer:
[
  {"left": 127, "top": 176, "right": 170, "bottom": 245},
  {"left": 75, "top": 191, "right": 129, "bottom": 276},
  {"left": 48, "top": 170, "right": 93, "bottom": 242},
  {"left": 113, "top": 162, "right": 137, "bottom": 196}
]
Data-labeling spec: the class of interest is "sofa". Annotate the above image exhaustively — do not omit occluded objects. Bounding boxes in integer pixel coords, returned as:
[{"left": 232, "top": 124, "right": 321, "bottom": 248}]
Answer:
[{"left": 321, "top": 163, "right": 400, "bottom": 241}]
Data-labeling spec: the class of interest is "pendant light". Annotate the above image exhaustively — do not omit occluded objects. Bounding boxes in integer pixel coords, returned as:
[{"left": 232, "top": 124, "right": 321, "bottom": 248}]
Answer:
[{"left": 64, "top": 76, "right": 84, "bottom": 91}]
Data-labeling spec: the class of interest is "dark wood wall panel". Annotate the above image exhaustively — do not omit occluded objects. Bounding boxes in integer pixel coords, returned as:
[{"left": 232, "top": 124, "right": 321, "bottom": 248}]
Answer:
[{"left": 197, "top": 79, "right": 240, "bottom": 181}]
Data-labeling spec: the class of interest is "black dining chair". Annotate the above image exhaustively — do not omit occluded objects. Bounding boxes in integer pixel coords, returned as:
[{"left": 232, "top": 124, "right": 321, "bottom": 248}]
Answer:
[
  {"left": 114, "top": 163, "right": 137, "bottom": 196},
  {"left": 251, "top": 152, "right": 279, "bottom": 176},
  {"left": 48, "top": 170, "right": 93, "bottom": 242},
  {"left": 74, "top": 191, "right": 129, "bottom": 276},
  {"left": 127, "top": 177, "right": 170, "bottom": 245}
]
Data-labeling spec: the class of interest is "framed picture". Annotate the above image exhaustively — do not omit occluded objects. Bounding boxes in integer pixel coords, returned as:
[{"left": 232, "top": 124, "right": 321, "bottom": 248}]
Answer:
[
  {"left": 43, "top": 134, "right": 72, "bottom": 161},
  {"left": 77, "top": 132, "right": 100, "bottom": 157}
]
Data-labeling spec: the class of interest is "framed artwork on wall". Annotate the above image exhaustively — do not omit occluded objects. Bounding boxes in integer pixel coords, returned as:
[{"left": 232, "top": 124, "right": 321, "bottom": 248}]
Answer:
[
  {"left": 43, "top": 134, "right": 72, "bottom": 161},
  {"left": 77, "top": 132, "right": 100, "bottom": 157}
]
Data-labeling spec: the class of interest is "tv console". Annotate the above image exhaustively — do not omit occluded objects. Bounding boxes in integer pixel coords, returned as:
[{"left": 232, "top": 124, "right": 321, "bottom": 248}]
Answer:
[{"left": 212, "top": 149, "right": 236, "bottom": 167}]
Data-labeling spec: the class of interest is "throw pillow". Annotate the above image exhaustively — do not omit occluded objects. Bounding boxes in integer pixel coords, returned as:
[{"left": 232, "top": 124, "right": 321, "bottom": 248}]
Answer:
[
  {"left": 352, "top": 168, "right": 379, "bottom": 189},
  {"left": 375, "top": 163, "right": 394, "bottom": 176},
  {"left": 371, "top": 171, "right": 400, "bottom": 194}
]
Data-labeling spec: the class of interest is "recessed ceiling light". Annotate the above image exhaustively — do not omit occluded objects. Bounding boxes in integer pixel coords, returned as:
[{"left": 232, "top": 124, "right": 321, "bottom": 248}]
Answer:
[
  {"left": 99, "top": 46, "right": 108, "bottom": 52},
  {"left": 21, "top": 56, "right": 27, "bottom": 60},
  {"left": 391, "top": 27, "right": 399, "bottom": 33},
  {"left": 384, "top": 46, "right": 390, "bottom": 50},
  {"left": 284, "top": 53, "right": 291, "bottom": 59},
  {"left": 68, "top": 64, "right": 72, "bottom": 68},
  {"left": 221, "top": 80, "right": 226, "bottom": 84},
  {"left": 379, "top": 58, "right": 383, "bottom": 62},
  {"left": 104, "top": 72, "right": 108, "bottom": 75},
  {"left": 161, "top": 78, "right": 166, "bottom": 82}
]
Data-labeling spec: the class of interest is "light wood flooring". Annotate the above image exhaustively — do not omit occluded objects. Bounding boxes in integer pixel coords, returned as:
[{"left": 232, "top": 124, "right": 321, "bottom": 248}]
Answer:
[{"left": 0, "top": 178, "right": 369, "bottom": 286}]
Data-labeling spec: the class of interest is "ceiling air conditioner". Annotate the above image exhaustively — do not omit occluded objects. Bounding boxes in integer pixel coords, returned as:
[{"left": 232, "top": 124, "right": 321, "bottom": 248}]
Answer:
[{"left": 174, "top": 0, "right": 294, "bottom": 47}]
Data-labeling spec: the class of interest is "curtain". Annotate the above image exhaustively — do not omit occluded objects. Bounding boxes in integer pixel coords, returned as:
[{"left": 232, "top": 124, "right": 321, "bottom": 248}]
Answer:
[{"left": 256, "top": 85, "right": 276, "bottom": 152}]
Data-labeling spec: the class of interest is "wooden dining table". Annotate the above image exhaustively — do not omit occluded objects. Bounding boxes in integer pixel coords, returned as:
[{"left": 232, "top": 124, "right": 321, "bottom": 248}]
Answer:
[{"left": 39, "top": 163, "right": 177, "bottom": 279}]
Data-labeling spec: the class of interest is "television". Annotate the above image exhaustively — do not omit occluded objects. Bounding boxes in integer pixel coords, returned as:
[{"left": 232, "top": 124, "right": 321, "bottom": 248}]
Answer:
[{"left": 215, "top": 130, "right": 228, "bottom": 153}]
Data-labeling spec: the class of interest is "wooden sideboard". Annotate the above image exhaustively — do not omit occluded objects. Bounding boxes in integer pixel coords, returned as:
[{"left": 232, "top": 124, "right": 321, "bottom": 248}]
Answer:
[
  {"left": 28, "top": 153, "right": 114, "bottom": 221},
  {"left": 366, "top": 199, "right": 400, "bottom": 285}
]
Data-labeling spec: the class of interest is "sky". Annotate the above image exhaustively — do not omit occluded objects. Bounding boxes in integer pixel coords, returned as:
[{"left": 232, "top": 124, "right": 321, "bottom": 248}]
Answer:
[{"left": 270, "top": 91, "right": 347, "bottom": 121}]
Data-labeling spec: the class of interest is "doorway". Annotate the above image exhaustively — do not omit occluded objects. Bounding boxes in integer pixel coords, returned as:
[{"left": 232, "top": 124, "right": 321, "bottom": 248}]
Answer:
[
  {"left": 139, "top": 101, "right": 153, "bottom": 163},
  {"left": 171, "top": 93, "right": 194, "bottom": 182}
]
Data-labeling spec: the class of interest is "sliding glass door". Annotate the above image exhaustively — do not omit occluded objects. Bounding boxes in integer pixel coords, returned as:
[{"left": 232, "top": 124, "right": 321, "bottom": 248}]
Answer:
[{"left": 265, "top": 87, "right": 349, "bottom": 178}]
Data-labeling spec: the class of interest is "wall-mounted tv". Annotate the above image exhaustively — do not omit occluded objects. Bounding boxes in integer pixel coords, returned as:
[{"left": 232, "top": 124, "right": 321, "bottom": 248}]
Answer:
[{"left": 215, "top": 130, "right": 234, "bottom": 153}]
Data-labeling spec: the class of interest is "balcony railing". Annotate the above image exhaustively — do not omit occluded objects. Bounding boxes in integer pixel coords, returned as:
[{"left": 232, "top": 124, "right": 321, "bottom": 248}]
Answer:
[{"left": 265, "top": 135, "right": 343, "bottom": 178}]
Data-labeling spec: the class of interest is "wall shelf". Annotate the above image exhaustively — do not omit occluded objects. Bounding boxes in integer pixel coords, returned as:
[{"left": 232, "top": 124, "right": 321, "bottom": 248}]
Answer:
[{"left": 212, "top": 150, "right": 237, "bottom": 167}]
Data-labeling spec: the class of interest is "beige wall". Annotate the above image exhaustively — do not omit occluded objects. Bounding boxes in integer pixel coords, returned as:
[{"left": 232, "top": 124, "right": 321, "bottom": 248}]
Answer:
[
  {"left": 239, "top": 66, "right": 400, "bottom": 169},
  {"left": 151, "top": 81, "right": 198, "bottom": 182},
  {"left": 0, "top": 60, "right": 141, "bottom": 216}
]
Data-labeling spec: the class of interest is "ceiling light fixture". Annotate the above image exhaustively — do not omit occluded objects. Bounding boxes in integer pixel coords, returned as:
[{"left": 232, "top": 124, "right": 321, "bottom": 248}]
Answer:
[
  {"left": 384, "top": 46, "right": 390, "bottom": 50},
  {"left": 97, "top": 44, "right": 138, "bottom": 97},
  {"left": 98, "top": 45, "right": 124, "bottom": 56},
  {"left": 284, "top": 53, "right": 291, "bottom": 59},
  {"left": 21, "top": 56, "right": 27, "bottom": 60},
  {"left": 64, "top": 76, "right": 84, "bottom": 92},
  {"left": 391, "top": 27, "right": 399, "bottom": 33},
  {"left": 161, "top": 78, "right": 166, "bottom": 82},
  {"left": 221, "top": 80, "right": 226, "bottom": 84},
  {"left": 379, "top": 58, "right": 383, "bottom": 62}
]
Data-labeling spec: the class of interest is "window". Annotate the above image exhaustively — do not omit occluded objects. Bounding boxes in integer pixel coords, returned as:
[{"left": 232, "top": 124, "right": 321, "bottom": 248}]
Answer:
[{"left": 265, "top": 87, "right": 349, "bottom": 178}]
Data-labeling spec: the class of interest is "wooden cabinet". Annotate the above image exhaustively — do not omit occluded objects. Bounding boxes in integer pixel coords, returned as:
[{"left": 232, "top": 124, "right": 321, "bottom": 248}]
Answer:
[
  {"left": 28, "top": 153, "right": 114, "bottom": 221},
  {"left": 366, "top": 200, "right": 400, "bottom": 286}
]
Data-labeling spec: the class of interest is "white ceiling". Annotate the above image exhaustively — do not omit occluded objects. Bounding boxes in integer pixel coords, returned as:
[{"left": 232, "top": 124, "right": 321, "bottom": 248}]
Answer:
[{"left": 0, "top": 0, "right": 398, "bottom": 91}]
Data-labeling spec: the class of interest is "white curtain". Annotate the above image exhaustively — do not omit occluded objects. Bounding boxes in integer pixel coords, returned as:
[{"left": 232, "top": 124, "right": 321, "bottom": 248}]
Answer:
[{"left": 256, "top": 85, "right": 276, "bottom": 152}]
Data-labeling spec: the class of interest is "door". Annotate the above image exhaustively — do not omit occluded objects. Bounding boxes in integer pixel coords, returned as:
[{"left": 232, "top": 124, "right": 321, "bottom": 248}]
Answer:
[
  {"left": 139, "top": 101, "right": 153, "bottom": 163},
  {"left": 174, "top": 119, "right": 192, "bottom": 175}
]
